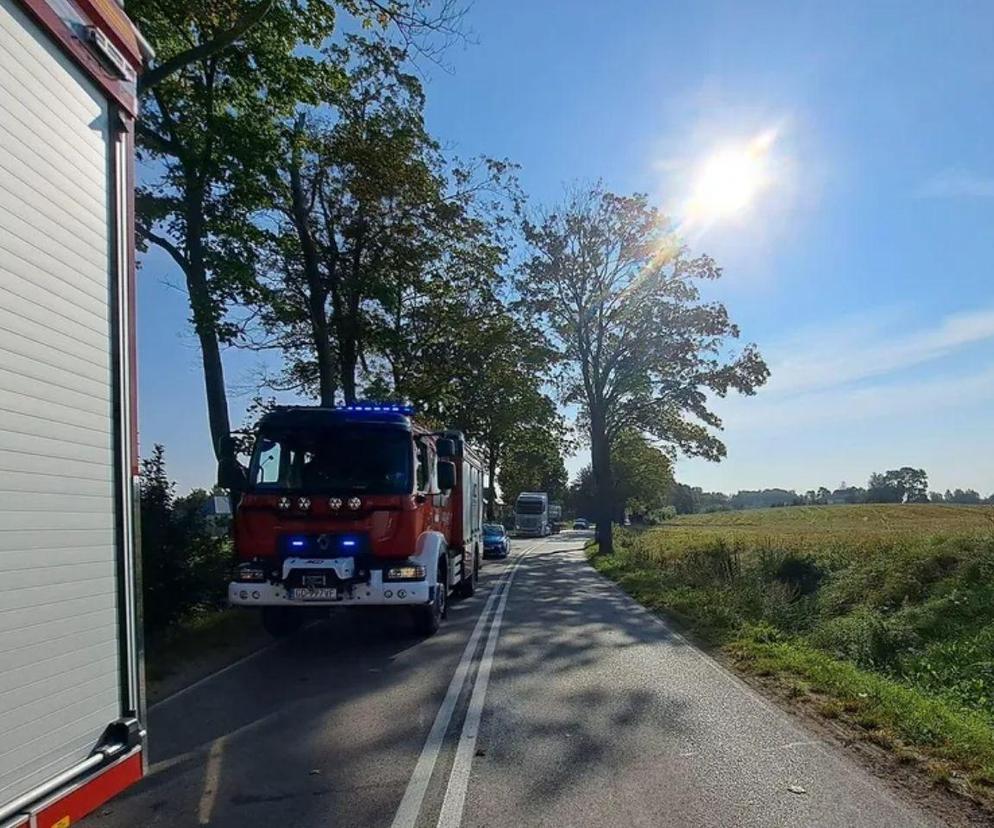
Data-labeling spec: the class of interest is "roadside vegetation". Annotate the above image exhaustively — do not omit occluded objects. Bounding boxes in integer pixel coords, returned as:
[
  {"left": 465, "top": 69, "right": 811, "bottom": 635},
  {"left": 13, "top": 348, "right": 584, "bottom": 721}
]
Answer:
[
  {"left": 590, "top": 504, "right": 994, "bottom": 804},
  {"left": 140, "top": 445, "right": 237, "bottom": 684}
]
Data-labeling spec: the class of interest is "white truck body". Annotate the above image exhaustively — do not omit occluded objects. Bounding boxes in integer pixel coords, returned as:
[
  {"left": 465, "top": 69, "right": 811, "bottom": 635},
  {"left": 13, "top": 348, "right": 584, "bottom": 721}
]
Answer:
[
  {"left": 0, "top": 0, "right": 146, "bottom": 823},
  {"left": 514, "top": 491, "right": 549, "bottom": 537}
]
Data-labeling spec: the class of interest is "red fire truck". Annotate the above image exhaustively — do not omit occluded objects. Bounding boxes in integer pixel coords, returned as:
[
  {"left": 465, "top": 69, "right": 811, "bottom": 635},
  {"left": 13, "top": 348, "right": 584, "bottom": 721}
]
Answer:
[
  {"left": 219, "top": 405, "right": 485, "bottom": 636},
  {"left": 0, "top": 0, "right": 147, "bottom": 824}
]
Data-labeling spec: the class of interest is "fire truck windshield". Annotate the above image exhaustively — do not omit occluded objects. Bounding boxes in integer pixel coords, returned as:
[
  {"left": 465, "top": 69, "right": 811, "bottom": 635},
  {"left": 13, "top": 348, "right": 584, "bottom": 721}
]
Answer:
[{"left": 248, "top": 426, "right": 412, "bottom": 494}]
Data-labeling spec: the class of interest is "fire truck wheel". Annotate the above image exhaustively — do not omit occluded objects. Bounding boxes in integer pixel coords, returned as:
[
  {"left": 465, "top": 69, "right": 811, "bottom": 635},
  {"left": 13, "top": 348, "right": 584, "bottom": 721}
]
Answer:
[
  {"left": 455, "top": 550, "right": 478, "bottom": 599},
  {"left": 413, "top": 564, "right": 446, "bottom": 636},
  {"left": 261, "top": 606, "right": 305, "bottom": 638}
]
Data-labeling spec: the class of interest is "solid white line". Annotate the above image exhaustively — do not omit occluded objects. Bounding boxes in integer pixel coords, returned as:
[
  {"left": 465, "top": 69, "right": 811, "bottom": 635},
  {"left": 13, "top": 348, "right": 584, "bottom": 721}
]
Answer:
[
  {"left": 390, "top": 545, "right": 537, "bottom": 828},
  {"left": 389, "top": 555, "right": 516, "bottom": 828},
  {"left": 435, "top": 552, "right": 527, "bottom": 828}
]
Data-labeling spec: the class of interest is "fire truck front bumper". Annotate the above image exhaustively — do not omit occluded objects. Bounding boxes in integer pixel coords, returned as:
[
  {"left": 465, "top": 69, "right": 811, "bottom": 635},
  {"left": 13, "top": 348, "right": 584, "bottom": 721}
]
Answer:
[{"left": 228, "top": 558, "right": 432, "bottom": 608}]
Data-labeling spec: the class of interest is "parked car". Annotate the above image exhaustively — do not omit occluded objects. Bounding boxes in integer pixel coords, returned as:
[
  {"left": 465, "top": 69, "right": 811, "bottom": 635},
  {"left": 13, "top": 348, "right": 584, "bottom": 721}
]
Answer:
[
  {"left": 483, "top": 523, "right": 510, "bottom": 557},
  {"left": 573, "top": 518, "right": 589, "bottom": 530}
]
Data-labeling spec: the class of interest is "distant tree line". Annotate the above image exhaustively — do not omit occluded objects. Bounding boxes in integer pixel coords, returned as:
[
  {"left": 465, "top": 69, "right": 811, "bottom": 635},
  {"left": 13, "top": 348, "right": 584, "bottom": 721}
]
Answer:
[{"left": 666, "top": 467, "right": 994, "bottom": 514}]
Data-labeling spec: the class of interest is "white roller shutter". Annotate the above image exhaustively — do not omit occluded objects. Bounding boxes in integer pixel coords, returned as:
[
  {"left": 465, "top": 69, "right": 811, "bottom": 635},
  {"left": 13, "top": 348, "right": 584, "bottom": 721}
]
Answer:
[{"left": 0, "top": 0, "right": 122, "bottom": 807}]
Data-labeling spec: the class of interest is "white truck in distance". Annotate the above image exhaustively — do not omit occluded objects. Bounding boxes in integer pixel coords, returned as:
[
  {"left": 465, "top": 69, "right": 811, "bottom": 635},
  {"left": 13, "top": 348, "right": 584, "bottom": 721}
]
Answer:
[{"left": 515, "top": 492, "right": 550, "bottom": 536}]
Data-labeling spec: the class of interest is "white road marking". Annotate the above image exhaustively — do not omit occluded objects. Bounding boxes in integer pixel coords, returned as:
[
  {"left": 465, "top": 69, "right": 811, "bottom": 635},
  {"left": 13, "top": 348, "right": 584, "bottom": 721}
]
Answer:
[
  {"left": 435, "top": 551, "right": 526, "bottom": 828},
  {"left": 390, "top": 547, "right": 534, "bottom": 828}
]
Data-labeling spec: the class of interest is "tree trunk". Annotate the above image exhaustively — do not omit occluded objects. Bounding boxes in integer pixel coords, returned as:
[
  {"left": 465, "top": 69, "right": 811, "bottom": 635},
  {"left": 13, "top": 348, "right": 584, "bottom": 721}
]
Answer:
[
  {"left": 288, "top": 139, "right": 336, "bottom": 406},
  {"left": 486, "top": 442, "right": 500, "bottom": 520},
  {"left": 339, "top": 332, "right": 358, "bottom": 404},
  {"left": 328, "top": 280, "right": 357, "bottom": 404},
  {"left": 184, "top": 186, "right": 231, "bottom": 465},
  {"left": 589, "top": 411, "right": 614, "bottom": 555}
]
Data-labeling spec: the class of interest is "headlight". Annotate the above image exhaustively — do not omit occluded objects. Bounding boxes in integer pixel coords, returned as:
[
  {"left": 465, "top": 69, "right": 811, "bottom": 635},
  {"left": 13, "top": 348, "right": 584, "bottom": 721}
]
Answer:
[
  {"left": 328, "top": 497, "right": 342, "bottom": 510},
  {"left": 297, "top": 496, "right": 311, "bottom": 510},
  {"left": 385, "top": 565, "right": 426, "bottom": 581},
  {"left": 347, "top": 496, "right": 362, "bottom": 510},
  {"left": 234, "top": 563, "right": 266, "bottom": 582},
  {"left": 277, "top": 497, "right": 291, "bottom": 511}
]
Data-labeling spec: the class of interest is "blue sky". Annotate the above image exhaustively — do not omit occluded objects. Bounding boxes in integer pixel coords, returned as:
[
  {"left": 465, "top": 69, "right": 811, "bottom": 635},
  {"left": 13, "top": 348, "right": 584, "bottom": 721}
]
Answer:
[{"left": 138, "top": 0, "right": 994, "bottom": 496}]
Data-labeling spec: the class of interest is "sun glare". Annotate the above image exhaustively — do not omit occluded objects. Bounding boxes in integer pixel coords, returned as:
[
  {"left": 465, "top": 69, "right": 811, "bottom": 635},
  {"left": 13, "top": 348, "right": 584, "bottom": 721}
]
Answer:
[{"left": 686, "top": 130, "right": 777, "bottom": 223}]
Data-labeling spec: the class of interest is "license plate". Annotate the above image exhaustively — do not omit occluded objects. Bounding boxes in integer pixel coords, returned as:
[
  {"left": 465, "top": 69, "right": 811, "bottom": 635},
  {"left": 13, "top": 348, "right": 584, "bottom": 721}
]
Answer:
[{"left": 291, "top": 587, "right": 339, "bottom": 601}]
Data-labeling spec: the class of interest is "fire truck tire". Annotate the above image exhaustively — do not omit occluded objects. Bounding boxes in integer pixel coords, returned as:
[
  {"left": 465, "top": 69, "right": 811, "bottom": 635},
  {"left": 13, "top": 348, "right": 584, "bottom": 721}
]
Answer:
[
  {"left": 414, "top": 563, "right": 446, "bottom": 636},
  {"left": 261, "top": 606, "right": 305, "bottom": 638},
  {"left": 455, "top": 549, "right": 478, "bottom": 599}
]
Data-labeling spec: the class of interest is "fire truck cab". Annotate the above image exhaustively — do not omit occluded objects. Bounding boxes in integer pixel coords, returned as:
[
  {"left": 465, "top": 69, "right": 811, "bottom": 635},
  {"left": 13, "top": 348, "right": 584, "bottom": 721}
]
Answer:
[{"left": 221, "top": 405, "right": 485, "bottom": 636}]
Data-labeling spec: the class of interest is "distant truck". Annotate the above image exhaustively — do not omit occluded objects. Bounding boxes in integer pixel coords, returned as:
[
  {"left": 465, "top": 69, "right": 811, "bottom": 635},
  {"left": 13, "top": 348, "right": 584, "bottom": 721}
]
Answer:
[
  {"left": 0, "top": 0, "right": 148, "bottom": 825},
  {"left": 515, "top": 491, "right": 550, "bottom": 537},
  {"left": 220, "top": 405, "right": 484, "bottom": 637},
  {"left": 549, "top": 503, "right": 563, "bottom": 534}
]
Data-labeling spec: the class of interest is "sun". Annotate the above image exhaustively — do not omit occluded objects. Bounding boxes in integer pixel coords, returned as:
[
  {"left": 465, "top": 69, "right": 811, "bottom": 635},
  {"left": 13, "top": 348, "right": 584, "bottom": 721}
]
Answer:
[{"left": 686, "top": 130, "right": 777, "bottom": 222}]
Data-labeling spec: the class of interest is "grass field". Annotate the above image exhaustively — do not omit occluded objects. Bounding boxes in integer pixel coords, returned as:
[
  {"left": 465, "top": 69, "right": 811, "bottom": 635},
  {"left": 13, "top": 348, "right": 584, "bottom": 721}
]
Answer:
[{"left": 590, "top": 504, "right": 994, "bottom": 803}]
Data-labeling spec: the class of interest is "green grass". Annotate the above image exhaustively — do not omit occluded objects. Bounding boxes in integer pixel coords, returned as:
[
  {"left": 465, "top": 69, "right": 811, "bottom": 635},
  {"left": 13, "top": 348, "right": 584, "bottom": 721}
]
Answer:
[{"left": 590, "top": 504, "right": 994, "bottom": 799}]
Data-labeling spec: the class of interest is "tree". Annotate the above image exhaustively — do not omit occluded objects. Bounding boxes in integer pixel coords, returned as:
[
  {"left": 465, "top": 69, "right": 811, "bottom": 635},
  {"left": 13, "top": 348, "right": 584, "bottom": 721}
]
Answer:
[
  {"left": 729, "top": 488, "right": 801, "bottom": 509},
  {"left": 250, "top": 37, "right": 520, "bottom": 410},
  {"left": 131, "top": 0, "right": 343, "bottom": 466},
  {"left": 572, "top": 434, "right": 674, "bottom": 523},
  {"left": 866, "top": 467, "right": 928, "bottom": 503},
  {"left": 946, "top": 488, "right": 982, "bottom": 504},
  {"left": 518, "top": 184, "right": 768, "bottom": 553},
  {"left": 250, "top": 37, "right": 436, "bottom": 405},
  {"left": 610, "top": 430, "right": 674, "bottom": 521},
  {"left": 668, "top": 482, "right": 697, "bottom": 515},
  {"left": 133, "top": 0, "right": 468, "bottom": 464},
  {"left": 498, "top": 425, "right": 568, "bottom": 512},
  {"left": 399, "top": 310, "right": 560, "bottom": 518}
]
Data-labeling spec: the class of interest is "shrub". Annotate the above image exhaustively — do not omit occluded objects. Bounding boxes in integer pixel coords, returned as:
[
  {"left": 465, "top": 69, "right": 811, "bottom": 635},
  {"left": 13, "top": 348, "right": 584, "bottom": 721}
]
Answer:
[
  {"left": 808, "top": 608, "right": 919, "bottom": 671},
  {"left": 675, "top": 538, "right": 742, "bottom": 586},
  {"left": 140, "top": 445, "right": 231, "bottom": 638}
]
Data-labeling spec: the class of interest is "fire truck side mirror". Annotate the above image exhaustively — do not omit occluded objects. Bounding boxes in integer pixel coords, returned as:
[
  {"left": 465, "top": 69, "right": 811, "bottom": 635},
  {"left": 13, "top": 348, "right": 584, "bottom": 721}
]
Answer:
[
  {"left": 437, "top": 461, "right": 456, "bottom": 493},
  {"left": 217, "top": 434, "right": 247, "bottom": 492},
  {"left": 436, "top": 438, "right": 457, "bottom": 459}
]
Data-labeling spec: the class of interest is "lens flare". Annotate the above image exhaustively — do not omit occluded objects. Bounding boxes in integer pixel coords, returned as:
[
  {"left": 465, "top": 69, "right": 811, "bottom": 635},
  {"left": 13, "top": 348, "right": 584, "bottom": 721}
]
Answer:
[{"left": 686, "top": 129, "right": 777, "bottom": 223}]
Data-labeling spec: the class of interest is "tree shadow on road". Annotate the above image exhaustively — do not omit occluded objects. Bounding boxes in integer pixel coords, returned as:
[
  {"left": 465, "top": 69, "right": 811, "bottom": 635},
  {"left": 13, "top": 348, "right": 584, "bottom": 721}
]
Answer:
[{"left": 480, "top": 546, "right": 698, "bottom": 810}]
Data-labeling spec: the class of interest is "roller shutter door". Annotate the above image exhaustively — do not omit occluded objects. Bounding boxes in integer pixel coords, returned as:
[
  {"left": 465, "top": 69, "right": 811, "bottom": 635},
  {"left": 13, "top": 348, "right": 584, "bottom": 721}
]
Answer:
[{"left": 0, "top": 0, "right": 121, "bottom": 807}]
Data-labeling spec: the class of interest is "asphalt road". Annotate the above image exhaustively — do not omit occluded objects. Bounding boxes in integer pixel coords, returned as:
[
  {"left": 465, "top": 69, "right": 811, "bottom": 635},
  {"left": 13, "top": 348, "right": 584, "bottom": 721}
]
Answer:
[{"left": 83, "top": 533, "right": 933, "bottom": 827}]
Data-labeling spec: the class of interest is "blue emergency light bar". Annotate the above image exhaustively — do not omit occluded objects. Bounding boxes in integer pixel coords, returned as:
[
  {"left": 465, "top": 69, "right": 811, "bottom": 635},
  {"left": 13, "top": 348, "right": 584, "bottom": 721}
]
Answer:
[{"left": 334, "top": 403, "right": 414, "bottom": 415}]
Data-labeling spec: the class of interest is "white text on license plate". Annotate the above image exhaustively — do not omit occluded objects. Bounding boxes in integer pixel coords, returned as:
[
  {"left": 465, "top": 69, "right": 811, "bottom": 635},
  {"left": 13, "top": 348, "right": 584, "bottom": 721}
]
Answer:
[{"left": 291, "top": 587, "right": 339, "bottom": 601}]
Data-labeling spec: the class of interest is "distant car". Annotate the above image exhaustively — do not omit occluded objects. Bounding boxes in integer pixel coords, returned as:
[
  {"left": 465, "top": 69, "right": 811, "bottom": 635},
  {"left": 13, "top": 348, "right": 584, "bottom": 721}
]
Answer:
[
  {"left": 483, "top": 523, "right": 510, "bottom": 558},
  {"left": 573, "top": 518, "right": 589, "bottom": 530}
]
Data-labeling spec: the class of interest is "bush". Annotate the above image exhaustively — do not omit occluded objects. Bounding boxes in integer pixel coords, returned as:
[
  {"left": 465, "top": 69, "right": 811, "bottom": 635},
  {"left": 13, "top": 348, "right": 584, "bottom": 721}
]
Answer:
[
  {"left": 140, "top": 445, "right": 231, "bottom": 637},
  {"left": 808, "top": 608, "right": 919, "bottom": 671},
  {"left": 674, "top": 538, "right": 742, "bottom": 586},
  {"left": 903, "top": 626, "right": 994, "bottom": 717}
]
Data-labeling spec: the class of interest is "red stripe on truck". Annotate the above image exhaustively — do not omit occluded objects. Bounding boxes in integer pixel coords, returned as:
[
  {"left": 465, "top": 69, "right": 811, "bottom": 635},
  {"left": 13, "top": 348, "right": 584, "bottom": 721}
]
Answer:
[{"left": 33, "top": 751, "right": 143, "bottom": 828}]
